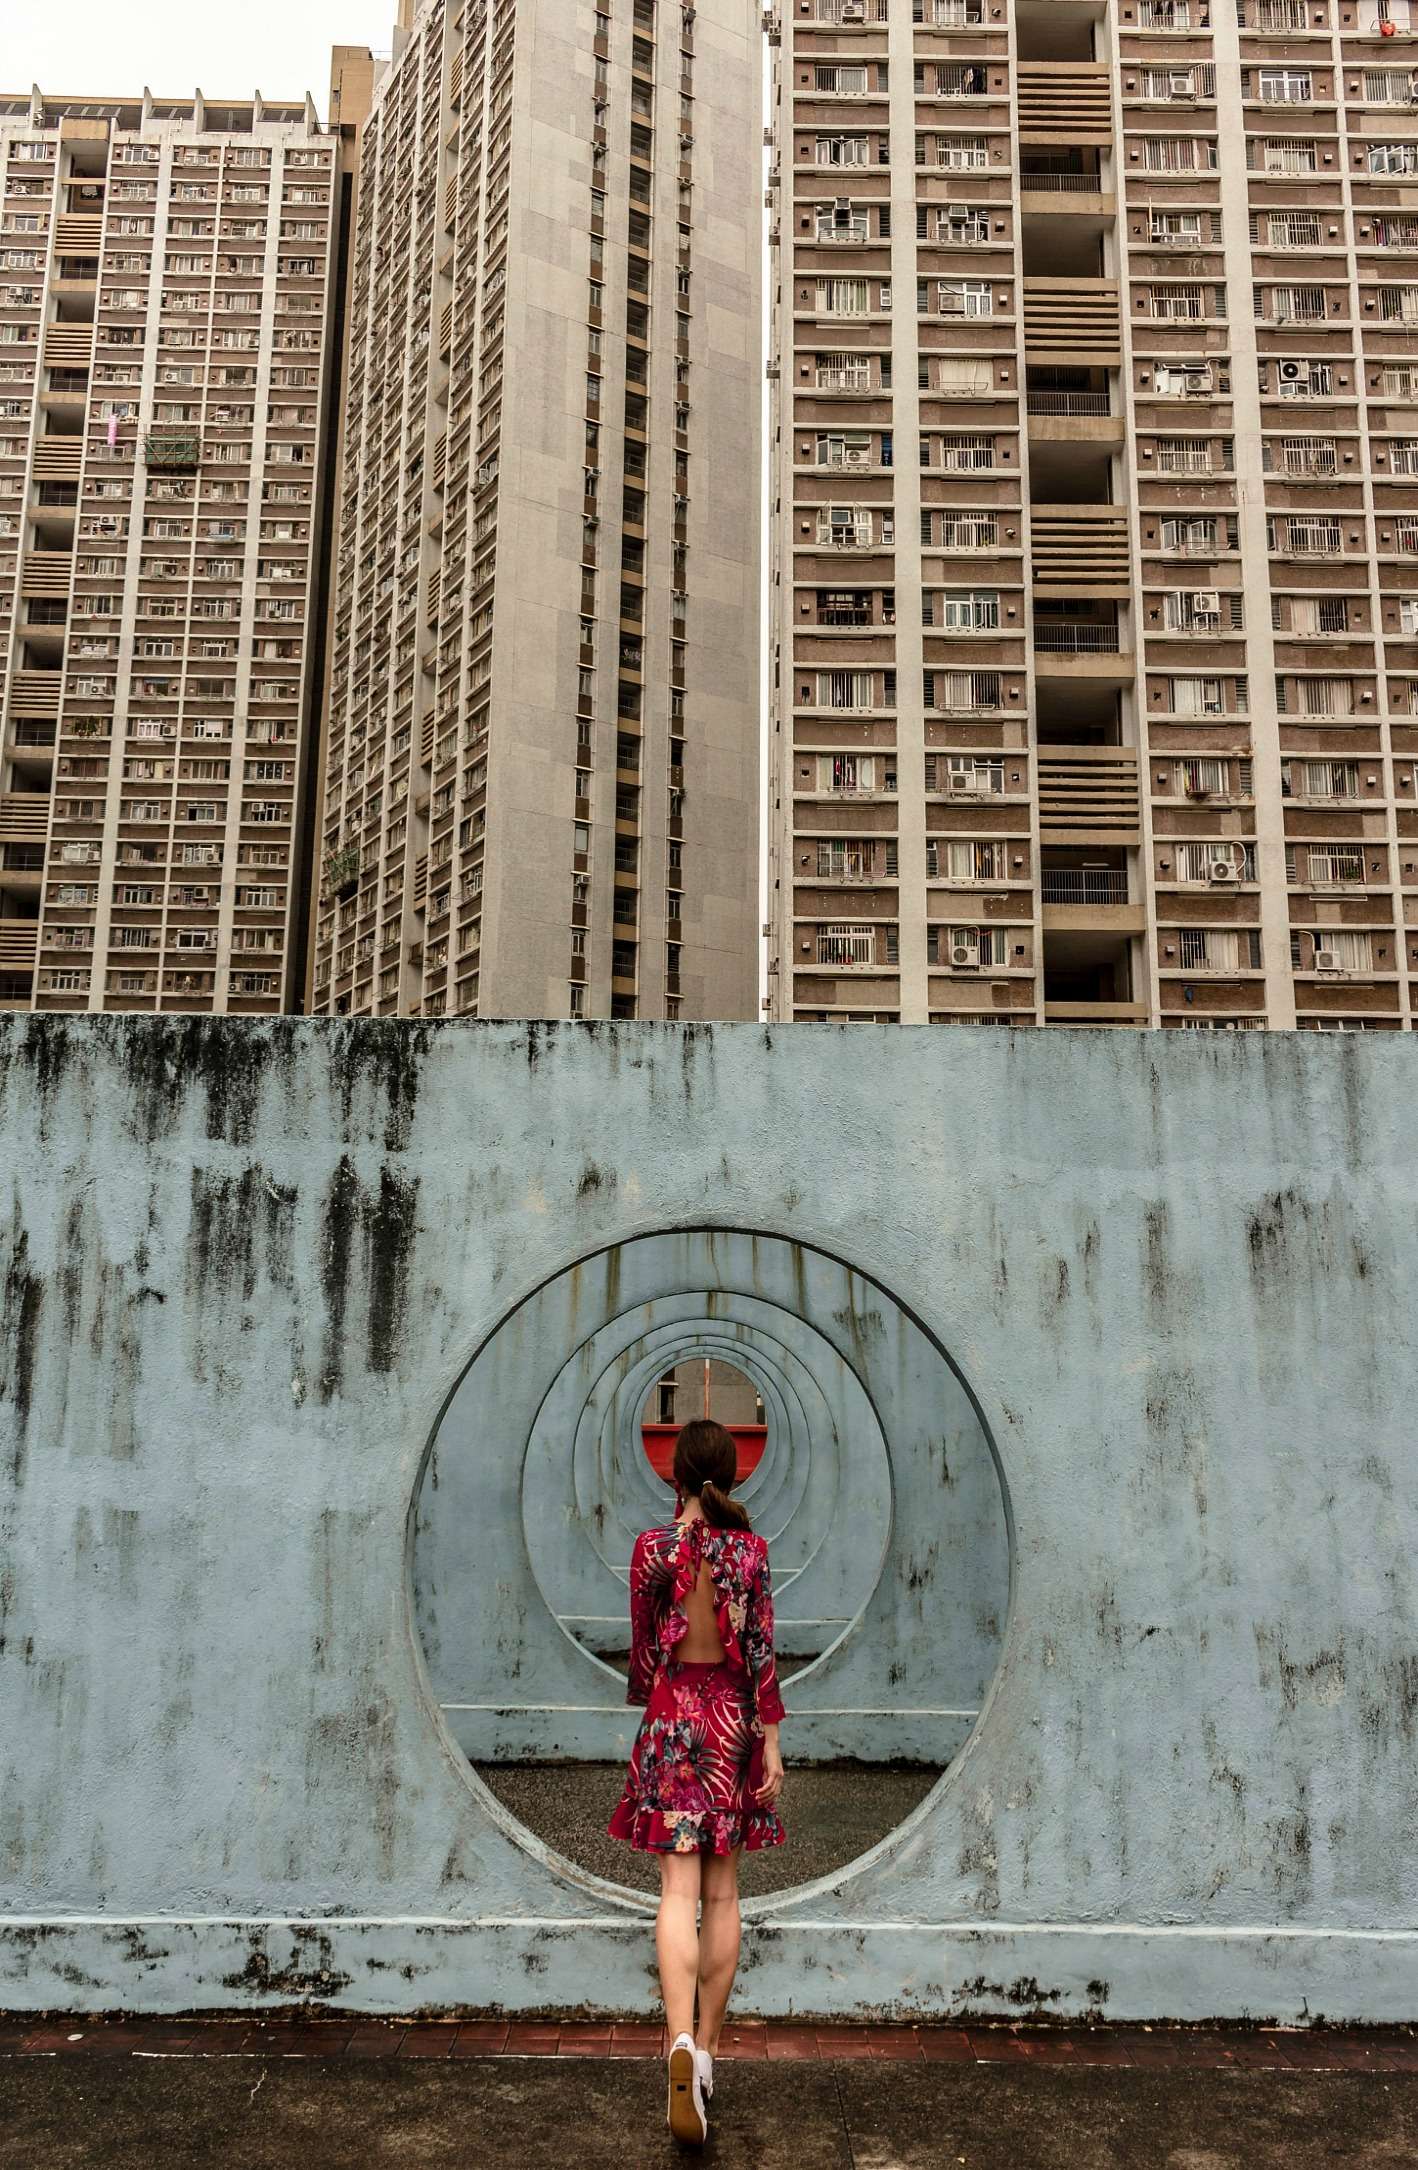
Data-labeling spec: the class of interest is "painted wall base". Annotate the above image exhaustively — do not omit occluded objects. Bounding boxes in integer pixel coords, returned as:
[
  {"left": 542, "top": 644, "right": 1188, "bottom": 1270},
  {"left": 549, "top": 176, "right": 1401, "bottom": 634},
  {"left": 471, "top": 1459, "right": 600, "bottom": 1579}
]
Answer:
[{"left": 3, "top": 1916, "right": 1414, "bottom": 2026}]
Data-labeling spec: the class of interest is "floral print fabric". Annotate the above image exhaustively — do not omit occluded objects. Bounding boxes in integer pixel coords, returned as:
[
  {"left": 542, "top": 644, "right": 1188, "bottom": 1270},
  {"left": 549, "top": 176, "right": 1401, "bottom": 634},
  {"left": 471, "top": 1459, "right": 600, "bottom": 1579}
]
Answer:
[{"left": 607, "top": 1520, "right": 787, "bottom": 1856}]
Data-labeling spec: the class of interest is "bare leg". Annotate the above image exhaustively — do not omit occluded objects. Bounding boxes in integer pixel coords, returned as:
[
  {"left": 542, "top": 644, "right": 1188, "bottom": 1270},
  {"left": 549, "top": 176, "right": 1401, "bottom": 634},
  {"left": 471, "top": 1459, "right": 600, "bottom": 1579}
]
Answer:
[
  {"left": 656, "top": 1853, "right": 703, "bottom": 2043},
  {"left": 694, "top": 1849, "right": 743, "bottom": 2055}
]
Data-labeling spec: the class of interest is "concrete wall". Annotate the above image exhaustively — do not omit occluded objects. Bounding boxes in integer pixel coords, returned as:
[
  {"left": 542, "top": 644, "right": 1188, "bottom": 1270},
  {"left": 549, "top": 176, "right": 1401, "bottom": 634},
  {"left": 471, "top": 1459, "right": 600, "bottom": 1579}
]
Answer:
[{"left": 1, "top": 1016, "right": 1416, "bottom": 2022}]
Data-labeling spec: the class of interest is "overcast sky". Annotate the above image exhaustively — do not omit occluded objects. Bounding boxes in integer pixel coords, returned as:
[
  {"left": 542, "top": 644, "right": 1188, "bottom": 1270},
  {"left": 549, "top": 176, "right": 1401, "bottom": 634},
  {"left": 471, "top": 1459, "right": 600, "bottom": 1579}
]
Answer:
[{"left": 6, "top": 0, "right": 397, "bottom": 120}]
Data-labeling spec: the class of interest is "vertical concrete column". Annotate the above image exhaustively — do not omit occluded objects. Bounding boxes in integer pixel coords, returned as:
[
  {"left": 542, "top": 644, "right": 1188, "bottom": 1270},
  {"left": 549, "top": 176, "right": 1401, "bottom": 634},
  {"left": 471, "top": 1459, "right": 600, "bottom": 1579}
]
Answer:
[
  {"left": 1209, "top": 13, "right": 1297, "bottom": 1028},
  {"left": 1333, "top": 34, "right": 1413, "bottom": 1029},
  {"left": 888, "top": 3, "right": 928, "bottom": 1024}
]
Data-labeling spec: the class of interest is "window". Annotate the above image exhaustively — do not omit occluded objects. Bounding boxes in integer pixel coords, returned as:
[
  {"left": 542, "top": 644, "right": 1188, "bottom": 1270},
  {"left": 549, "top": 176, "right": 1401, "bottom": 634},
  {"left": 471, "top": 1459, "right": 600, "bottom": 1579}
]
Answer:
[
  {"left": 1258, "top": 69, "right": 1312, "bottom": 103},
  {"left": 936, "top": 590, "right": 1000, "bottom": 629},
  {"left": 1169, "top": 676, "right": 1225, "bottom": 716},
  {"left": 1362, "top": 69, "right": 1418, "bottom": 105},
  {"left": 816, "top": 429, "right": 879, "bottom": 468},
  {"left": 815, "top": 135, "right": 870, "bottom": 167},
  {"left": 934, "top": 136, "right": 988, "bottom": 170},
  {"left": 1266, "top": 284, "right": 1326, "bottom": 323},
  {"left": 1151, "top": 211, "right": 1202, "bottom": 245},
  {"left": 926, "top": 510, "right": 998, "bottom": 549},
  {"left": 817, "top": 925, "right": 877, "bottom": 967},
  {"left": 818, "top": 503, "right": 874, "bottom": 545},
  {"left": 1151, "top": 284, "right": 1204, "bottom": 320},
  {"left": 923, "top": 668, "right": 1002, "bottom": 710},
  {"left": 815, "top": 670, "right": 879, "bottom": 709},
  {"left": 932, "top": 432, "right": 994, "bottom": 470},
  {"left": 815, "top": 64, "right": 869, "bottom": 95},
  {"left": 936, "top": 279, "right": 993, "bottom": 318},
  {"left": 815, "top": 276, "right": 871, "bottom": 316},
  {"left": 1282, "top": 759, "right": 1359, "bottom": 799},
  {"left": 1160, "top": 515, "right": 1218, "bottom": 554},
  {"left": 927, "top": 839, "right": 1008, "bottom": 881},
  {"left": 1268, "top": 514, "right": 1341, "bottom": 556},
  {"left": 1303, "top": 846, "right": 1365, "bottom": 886},
  {"left": 816, "top": 752, "right": 888, "bottom": 792},
  {"left": 1143, "top": 137, "right": 1216, "bottom": 172}
]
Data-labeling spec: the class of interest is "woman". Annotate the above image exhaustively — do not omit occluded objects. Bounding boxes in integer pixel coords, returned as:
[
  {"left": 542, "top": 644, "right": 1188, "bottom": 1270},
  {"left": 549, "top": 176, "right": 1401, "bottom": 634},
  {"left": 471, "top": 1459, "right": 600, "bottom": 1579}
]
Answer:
[{"left": 608, "top": 1417, "right": 786, "bottom": 2147}]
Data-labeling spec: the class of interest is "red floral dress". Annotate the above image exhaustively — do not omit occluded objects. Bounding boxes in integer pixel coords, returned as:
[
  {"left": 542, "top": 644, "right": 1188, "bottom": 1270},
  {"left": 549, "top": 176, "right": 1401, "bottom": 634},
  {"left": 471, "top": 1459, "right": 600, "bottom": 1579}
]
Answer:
[{"left": 607, "top": 1518, "right": 787, "bottom": 1855}]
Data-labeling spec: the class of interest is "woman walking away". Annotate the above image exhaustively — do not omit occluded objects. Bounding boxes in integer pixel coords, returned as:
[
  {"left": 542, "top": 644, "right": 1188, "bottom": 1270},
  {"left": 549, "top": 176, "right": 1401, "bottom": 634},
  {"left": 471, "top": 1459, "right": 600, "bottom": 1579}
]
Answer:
[{"left": 608, "top": 1418, "right": 786, "bottom": 2147}]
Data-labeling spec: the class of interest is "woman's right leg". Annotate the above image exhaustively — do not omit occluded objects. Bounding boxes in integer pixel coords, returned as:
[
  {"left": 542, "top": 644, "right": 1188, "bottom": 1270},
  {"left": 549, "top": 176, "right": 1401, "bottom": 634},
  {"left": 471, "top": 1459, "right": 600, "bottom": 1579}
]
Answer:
[
  {"left": 656, "top": 1852, "right": 703, "bottom": 2043},
  {"left": 694, "top": 1848, "right": 743, "bottom": 2056}
]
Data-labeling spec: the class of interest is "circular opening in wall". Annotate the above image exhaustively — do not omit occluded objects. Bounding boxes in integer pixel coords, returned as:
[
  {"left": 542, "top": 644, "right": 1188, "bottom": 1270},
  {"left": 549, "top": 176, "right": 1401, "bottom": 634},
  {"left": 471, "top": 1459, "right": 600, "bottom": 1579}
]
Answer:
[
  {"left": 411, "top": 1229, "right": 1012, "bottom": 1901},
  {"left": 640, "top": 1356, "right": 767, "bottom": 1482}
]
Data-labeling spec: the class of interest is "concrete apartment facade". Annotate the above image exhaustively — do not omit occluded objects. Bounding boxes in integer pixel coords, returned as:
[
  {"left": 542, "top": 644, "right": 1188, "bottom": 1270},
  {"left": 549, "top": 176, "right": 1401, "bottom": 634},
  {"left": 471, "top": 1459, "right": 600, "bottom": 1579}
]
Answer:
[
  {"left": 767, "top": 0, "right": 1418, "bottom": 1031},
  {"left": 0, "top": 91, "right": 353, "bottom": 1017},
  {"left": 309, "top": 0, "right": 761, "bottom": 1022}
]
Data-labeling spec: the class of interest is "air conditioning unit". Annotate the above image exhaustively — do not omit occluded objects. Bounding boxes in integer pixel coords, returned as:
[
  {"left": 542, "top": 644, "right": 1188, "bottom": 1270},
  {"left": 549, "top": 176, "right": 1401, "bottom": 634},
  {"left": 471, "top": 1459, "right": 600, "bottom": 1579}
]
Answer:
[
  {"left": 1209, "top": 858, "right": 1238, "bottom": 882},
  {"left": 1193, "top": 590, "right": 1221, "bottom": 623},
  {"left": 1278, "top": 358, "right": 1307, "bottom": 385},
  {"left": 1183, "top": 369, "right": 1212, "bottom": 394},
  {"left": 841, "top": 0, "right": 865, "bottom": 17},
  {"left": 951, "top": 942, "right": 979, "bottom": 967},
  {"left": 948, "top": 769, "right": 972, "bottom": 792},
  {"left": 1314, "top": 948, "right": 1341, "bottom": 971}
]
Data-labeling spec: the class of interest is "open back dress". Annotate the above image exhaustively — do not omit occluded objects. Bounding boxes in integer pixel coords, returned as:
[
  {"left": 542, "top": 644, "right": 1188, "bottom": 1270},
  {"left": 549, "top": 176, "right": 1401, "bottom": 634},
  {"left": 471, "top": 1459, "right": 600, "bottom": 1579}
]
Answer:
[{"left": 607, "top": 1517, "right": 787, "bottom": 1856}]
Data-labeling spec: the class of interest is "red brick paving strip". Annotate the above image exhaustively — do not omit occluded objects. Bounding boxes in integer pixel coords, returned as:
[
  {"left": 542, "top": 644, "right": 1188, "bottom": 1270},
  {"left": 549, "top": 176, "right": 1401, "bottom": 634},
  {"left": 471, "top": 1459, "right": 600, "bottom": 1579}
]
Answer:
[{"left": 3, "top": 2019, "right": 1417, "bottom": 2066}]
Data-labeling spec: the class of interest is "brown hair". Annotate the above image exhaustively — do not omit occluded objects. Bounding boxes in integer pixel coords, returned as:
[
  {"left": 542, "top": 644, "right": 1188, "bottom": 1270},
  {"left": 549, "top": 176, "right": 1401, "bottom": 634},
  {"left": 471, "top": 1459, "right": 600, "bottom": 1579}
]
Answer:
[{"left": 672, "top": 1418, "right": 752, "bottom": 1532}]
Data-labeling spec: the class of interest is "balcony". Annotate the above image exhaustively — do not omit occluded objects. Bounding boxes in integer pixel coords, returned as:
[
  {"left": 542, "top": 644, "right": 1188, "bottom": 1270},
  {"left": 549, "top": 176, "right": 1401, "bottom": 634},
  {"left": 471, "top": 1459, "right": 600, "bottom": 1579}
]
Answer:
[
  {"left": 0, "top": 795, "right": 51, "bottom": 845},
  {"left": 11, "top": 672, "right": 63, "bottom": 719},
  {"left": 1019, "top": 168, "right": 1114, "bottom": 216},
  {"left": 1023, "top": 280, "right": 1121, "bottom": 364},
  {"left": 43, "top": 325, "right": 93, "bottom": 370},
  {"left": 1044, "top": 999, "right": 1148, "bottom": 1026},
  {"left": 1038, "top": 746, "right": 1142, "bottom": 845},
  {"left": 20, "top": 554, "right": 75, "bottom": 599},
  {"left": 32, "top": 438, "right": 83, "bottom": 482},
  {"left": 1030, "top": 505, "right": 1131, "bottom": 597},
  {"left": 1017, "top": 65, "right": 1113, "bottom": 144},
  {"left": 1032, "top": 622, "right": 1134, "bottom": 684},
  {"left": 55, "top": 214, "right": 103, "bottom": 253},
  {"left": 0, "top": 922, "right": 39, "bottom": 972}
]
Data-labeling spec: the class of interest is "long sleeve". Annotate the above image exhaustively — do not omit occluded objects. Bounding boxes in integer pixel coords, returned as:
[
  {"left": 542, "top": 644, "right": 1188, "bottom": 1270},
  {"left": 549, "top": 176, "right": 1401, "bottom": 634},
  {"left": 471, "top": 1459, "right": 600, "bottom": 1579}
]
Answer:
[
  {"left": 625, "top": 1531, "right": 657, "bottom": 1707},
  {"left": 745, "top": 1539, "right": 785, "bottom": 1725}
]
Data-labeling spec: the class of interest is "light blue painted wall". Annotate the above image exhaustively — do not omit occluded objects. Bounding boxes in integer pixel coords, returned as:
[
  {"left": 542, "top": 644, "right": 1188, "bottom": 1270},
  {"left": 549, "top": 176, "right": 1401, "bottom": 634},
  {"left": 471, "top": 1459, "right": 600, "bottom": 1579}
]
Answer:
[{"left": 1, "top": 1016, "right": 1415, "bottom": 2021}]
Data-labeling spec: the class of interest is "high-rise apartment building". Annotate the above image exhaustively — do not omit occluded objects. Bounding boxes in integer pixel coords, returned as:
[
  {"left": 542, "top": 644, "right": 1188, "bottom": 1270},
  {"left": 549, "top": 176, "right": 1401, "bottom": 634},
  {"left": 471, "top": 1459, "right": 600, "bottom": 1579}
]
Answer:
[
  {"left": 0, "top": 90, "right": 350, "bottom": 1016},
  {"left": 768, "top": 0, "right": 1418, "bottom": 1032},
  {"left": 310, "top": 0, "right": 761, "bottom": 1021}
]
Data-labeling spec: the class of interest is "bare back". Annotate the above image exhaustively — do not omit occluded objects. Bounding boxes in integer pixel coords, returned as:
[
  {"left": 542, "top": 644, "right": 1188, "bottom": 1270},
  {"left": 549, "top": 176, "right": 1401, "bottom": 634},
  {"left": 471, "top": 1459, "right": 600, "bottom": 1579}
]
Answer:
[{"left": 676, "top": 1552, "right": 727, "bottom": 1663}]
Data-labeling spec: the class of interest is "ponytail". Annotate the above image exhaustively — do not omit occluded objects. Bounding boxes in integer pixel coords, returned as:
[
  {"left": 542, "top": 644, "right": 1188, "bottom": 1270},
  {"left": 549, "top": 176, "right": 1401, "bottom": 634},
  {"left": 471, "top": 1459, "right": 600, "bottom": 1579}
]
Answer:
[
  {"left": 700, "top": 1478, "right": 751, "bottom": 1532},
  {"left": 672, "top": 1418, "right": 753, "bottom": 1532}
]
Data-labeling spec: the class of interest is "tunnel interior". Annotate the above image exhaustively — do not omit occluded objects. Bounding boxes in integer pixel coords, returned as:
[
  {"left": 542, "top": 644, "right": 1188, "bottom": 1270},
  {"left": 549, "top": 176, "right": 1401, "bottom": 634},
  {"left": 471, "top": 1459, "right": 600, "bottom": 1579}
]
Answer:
[{"left": 411, "top": 1230, "right": 1011, "bottom": 1897}]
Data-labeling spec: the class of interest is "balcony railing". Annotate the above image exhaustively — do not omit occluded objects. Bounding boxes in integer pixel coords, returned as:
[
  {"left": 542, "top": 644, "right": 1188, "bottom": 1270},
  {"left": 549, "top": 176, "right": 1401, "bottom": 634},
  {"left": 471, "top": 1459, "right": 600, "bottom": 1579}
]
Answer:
[
  {"left": 1041, "top": 869, "right": 1129, "bottom": 905},
  {"left": 1034, "top": 624, "right": 1122, "bottom": 653},
  {"left": 1019, "top": 172, "right": 1105, "bottom": 194},
  {"left": 1026, "top": 391, "right": 1111, "bottom": 416}
]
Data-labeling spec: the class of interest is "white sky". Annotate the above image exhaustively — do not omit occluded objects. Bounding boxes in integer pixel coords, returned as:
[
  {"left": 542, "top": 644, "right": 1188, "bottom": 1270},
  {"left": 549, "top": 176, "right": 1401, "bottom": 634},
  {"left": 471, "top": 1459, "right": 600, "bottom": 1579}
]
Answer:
[{"left": 4, "top": 0, "right": 397, "bottom": 121}]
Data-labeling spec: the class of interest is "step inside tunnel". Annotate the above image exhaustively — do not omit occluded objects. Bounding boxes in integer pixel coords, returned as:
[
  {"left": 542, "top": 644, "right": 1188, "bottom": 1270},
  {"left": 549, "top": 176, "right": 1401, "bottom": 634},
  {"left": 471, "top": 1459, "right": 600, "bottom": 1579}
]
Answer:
[{"left": 411, "top": 1229, "right": 1011, "bottom": 1896}]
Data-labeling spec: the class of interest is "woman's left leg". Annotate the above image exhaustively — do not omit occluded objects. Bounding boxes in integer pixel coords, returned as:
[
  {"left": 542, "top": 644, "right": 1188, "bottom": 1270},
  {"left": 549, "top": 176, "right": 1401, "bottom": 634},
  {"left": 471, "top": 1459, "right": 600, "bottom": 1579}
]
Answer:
[
  {"left": 656, "top": 1851, "right": 703, "bottom": 2043},
  {"left": 694, "top": 1847, "right": 743, "bottom": 2056}
]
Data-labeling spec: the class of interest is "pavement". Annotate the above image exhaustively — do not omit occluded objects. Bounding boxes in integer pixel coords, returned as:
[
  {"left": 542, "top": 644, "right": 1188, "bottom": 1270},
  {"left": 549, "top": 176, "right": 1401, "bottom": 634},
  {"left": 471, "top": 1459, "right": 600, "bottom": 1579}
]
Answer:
[
  {"left": 475, "top": 1760, "right": 941, "bottom": 1894},
  {"left": 2, "top": 2022, "right": 1417, "bottom": 2169}
]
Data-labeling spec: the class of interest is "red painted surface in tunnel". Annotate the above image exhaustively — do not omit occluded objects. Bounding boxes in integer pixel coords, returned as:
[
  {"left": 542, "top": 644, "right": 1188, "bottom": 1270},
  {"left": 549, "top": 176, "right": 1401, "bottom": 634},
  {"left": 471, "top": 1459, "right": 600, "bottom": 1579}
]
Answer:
[{"left": 640, "top": 1424, "right": 768, "bottom": 1484}]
